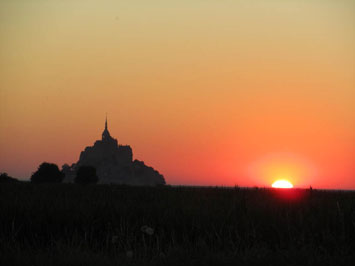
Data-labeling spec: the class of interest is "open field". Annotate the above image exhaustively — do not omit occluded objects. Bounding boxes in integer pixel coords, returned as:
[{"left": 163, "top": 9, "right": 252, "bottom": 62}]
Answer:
[{"left": 1, "top": 183, "right": 355, "bottom": 266}]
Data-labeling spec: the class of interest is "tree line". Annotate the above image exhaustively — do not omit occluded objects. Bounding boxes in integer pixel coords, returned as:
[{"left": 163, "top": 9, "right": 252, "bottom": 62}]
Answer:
[{"left": 1, "top": 163, "right": 98, "bottom": 185}]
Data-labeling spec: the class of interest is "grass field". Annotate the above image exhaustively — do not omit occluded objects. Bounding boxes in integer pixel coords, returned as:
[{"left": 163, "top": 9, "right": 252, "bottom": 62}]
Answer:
[{"left": 1, "top": 183, "right": 354, "bottom": 265}]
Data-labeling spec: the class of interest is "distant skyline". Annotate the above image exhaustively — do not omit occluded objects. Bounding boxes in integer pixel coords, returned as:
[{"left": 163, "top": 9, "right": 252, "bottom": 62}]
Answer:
[{"left": 0, "top": 0, "right": 354, "bottom": 189}]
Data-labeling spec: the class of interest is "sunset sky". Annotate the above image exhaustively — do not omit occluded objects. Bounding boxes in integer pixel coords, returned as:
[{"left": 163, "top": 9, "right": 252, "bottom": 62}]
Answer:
[{"left": 1, "top": 0, "right": 354, "bottom": 189}]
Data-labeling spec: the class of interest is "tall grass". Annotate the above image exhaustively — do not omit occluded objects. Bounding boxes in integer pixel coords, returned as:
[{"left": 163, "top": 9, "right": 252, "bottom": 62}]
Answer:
[{"left": 0, "top": 183, "right": 354, "bottom": 265}]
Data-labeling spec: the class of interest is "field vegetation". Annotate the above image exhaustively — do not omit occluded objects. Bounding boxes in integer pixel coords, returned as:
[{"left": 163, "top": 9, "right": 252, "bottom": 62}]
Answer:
[{"left": 1, "top": 183, "right": 354, "bottom": 265}]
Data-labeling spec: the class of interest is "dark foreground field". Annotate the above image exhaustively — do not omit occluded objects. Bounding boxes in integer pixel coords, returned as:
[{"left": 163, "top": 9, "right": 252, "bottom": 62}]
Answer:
[{"left": 1, "top": 184, "right": 355, "bottom": 266}]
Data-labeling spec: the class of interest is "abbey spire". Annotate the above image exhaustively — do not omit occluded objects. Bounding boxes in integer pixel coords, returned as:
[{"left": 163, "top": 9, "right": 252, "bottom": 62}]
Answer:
[
  {"left": 105, "top": 114, "right": 108, "bottom": 131},
  {"left": 102, "top": 114, "right": 113, "bottom": 141}
]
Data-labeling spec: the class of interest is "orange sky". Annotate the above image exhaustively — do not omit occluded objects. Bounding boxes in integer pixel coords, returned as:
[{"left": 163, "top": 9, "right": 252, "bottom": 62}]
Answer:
[{"left": 0, "top": 0, "right": 354, "bottom": 189}]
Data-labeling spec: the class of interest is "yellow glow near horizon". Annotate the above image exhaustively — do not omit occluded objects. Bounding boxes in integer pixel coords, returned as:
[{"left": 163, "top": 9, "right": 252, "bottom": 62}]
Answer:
[{"left": 272, "top": 180, "right": 294, "bottom": 189}]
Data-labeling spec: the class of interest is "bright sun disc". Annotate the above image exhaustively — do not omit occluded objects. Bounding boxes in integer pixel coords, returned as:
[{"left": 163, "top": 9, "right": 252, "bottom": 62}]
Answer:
[{"left": 272, "top": 180, "right": 293, "bottom": 188}]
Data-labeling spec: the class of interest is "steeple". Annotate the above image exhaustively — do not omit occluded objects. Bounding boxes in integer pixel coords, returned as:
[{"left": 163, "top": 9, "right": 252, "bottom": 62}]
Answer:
[
  {"left": 102, "top": 114, "right": 112, "bottom": 141},
  {"left": 105, "top": 113, "right": 108, "bottom": 131}
]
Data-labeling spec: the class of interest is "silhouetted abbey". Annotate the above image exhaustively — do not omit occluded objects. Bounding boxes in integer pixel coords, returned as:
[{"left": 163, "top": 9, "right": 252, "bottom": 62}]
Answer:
[{"left": 62, "top": 118, "right": 165, "bottom": 185}]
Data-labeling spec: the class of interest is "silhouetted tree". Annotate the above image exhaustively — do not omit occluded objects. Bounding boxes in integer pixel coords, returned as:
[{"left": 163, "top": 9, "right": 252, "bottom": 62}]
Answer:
[
  {"left": 31, "top": 162, "right": 64, "bottom": 183},
  {"left": 0, "top": 172, "right": 19, "bottom": 183},
  {"left": 75, "top": 166, "right": 98, "bottom": 185}
]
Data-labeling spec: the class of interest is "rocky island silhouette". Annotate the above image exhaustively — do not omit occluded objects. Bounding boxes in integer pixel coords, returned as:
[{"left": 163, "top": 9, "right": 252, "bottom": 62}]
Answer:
[{"left": 62, "top": 117, "right": 165, "bottom": 186}]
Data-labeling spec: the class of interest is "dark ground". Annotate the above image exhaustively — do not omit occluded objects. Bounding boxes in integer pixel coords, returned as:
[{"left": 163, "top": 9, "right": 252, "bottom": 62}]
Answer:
[{"left": 1, "top": 183, "right": 355, "bottom": 266}]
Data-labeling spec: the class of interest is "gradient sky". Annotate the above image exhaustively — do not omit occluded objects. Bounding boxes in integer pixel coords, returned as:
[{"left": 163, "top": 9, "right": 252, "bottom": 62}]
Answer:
[{"left": 0, "top": 0, "right": 354, "bottom": 189}]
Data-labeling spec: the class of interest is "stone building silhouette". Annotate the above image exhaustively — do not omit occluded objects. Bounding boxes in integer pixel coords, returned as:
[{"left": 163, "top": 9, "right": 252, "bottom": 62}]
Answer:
[{"left": 62, "top": 117, "right": 165, "bottom": 185}]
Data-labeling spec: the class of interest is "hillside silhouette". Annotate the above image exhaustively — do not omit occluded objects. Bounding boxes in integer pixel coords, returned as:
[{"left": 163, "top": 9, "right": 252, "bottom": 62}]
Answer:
[{"left": 62, "top": 117, "right": 165, "bottom": 186}]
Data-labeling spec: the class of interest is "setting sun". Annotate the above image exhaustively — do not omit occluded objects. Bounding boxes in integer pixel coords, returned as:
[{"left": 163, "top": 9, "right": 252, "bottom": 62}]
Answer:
[{"left": 272, "top": 180, "right": 294, "bottom": 189}]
